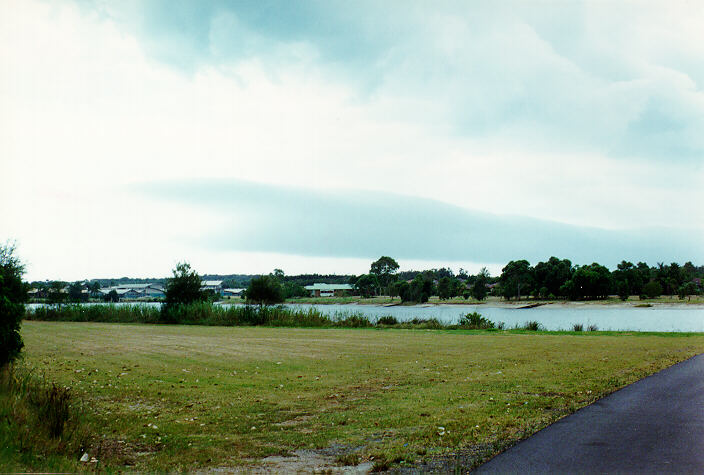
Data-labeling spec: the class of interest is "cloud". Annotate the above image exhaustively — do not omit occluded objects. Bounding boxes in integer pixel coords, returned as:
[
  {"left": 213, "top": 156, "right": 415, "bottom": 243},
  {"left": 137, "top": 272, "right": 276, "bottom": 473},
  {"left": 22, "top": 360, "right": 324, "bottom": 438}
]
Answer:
[
  {"left": 80, "top": 0, "right": 704, "bottom": 163},
  {"left": 136, "top": 179, "right": 703, "bottom": 267}
]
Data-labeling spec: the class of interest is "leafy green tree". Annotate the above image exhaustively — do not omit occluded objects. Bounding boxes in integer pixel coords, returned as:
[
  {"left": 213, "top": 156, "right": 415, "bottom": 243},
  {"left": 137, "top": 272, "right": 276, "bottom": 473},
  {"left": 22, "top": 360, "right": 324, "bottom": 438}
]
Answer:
[
  {"left": 534, "top": 257, "right": 572, "bottom": 298},
  {"left": 48, "top": 281, "right": 68, "bottom": 305},
  {"left": 437, "top": 277, "right": 453, "bottom": 300},
  {"left": 612, "top": 261, "right": 644, "bottom": 297},
  {"left": 68, "top": 281, "right": 88, "bottom": 303},
  {"left": 0, "top": 244, "right": 28, "bottom": 367},
  {"left": 642, "top": 280, "right": 663, "bottom": 299},
  {"left": 471, "top": 267, "right": 490, "bottom": 301},
  {"left": 104, "top": 289, "right": 119, "bottom": 302},
  {"left": 678, "top": 282, "right": 698, "bottom": 301},
  {"left": 561, "top": 263, "right": 613, "bottom": 300},
  {"left": 245, "top": 275, "right": 284, "bottom": 306},
  {"left": 370, "top": 256, "right": 399, "bottom": 295},
  {"left": 355, "top": 274, "right": 379, "bottom": 298},
  {"left": 500, "top": 260, "right": 534, "bottom": 300},
  {"left": 165, "top": 262, "right": 206, "bottom": 306}
]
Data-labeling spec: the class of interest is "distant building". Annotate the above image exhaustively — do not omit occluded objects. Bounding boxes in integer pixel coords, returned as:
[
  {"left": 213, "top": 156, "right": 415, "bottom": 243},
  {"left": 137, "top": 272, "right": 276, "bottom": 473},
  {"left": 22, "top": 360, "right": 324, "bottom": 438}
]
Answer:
[
  {"left": 98, "top": 283, "right": 165, "bottom": 300},
  {"left": 201, "top": 280, "right": 224, "bottom": 296},
  {"left": 304, "top": 283, "right": 354, "bottom": 297},
  {"left": 223, "top": 288, "right": 245, "bottom": 298}
]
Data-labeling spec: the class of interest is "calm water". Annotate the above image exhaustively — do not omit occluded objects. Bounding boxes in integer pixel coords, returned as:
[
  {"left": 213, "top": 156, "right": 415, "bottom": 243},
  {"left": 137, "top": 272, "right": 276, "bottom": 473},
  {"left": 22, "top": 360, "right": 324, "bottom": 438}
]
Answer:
[
  {"left": 27, "top": 302, "right": 704, "bottom": 332},
  {"left": 283, "top": 303, "right": 704, "bottom": 332}
]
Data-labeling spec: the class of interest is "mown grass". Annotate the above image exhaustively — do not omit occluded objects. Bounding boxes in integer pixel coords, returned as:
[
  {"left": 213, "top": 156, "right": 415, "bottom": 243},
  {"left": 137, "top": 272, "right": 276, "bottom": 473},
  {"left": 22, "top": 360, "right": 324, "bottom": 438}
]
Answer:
[{"left": 18, "top": 321, "right": 704, "bottom": 471}]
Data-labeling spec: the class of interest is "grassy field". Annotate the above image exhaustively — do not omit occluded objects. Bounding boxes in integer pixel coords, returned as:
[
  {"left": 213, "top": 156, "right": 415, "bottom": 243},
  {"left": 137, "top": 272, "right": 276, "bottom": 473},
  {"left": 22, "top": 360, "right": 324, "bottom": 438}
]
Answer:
[{"left": 14, "top": 322, "right": 704, "bottom": 471}]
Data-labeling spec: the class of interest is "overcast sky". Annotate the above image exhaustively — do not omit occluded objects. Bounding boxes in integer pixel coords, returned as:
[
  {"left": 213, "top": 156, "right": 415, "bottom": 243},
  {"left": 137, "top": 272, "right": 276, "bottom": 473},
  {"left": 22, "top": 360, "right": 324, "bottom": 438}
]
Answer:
[{"left": 1, "top": 0, "right": 702, "bottom": 281}]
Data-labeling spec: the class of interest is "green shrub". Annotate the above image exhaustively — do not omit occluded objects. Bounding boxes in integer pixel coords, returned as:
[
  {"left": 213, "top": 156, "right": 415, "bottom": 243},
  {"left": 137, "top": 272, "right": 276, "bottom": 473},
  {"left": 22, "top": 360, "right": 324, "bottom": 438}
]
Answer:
[
  {"left": 458, "top": 311, "right": 494, "bottom": 329},
  {"left": 377, "top": 315, "right": 399, "bottom": 325},
  {"left": 523, "top": 321, "right": 541, "bottom": 331},
  {"left": 572, "top": 323, "right": 583, "bottom": 332}
]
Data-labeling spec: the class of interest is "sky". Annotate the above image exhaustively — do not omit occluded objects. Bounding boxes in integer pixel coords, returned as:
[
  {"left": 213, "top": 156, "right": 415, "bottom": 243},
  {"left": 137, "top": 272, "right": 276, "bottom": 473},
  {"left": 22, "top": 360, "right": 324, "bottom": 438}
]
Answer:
[{"left": 1, "top": 0, "right": 702, "bottom": 282}]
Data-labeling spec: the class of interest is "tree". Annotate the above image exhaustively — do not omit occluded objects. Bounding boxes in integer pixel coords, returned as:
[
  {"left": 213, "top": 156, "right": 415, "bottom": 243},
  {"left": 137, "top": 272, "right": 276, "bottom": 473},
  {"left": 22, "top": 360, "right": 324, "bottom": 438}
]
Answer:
[
  {"left": 245, "top": 275, "right": 284, "bottom": 306},
  {"left": 68, "top": 281, "right": 88, "bottom": 303},
  {"left": 642, "top": 280, "right": 663, "bottom": 299},
  {"left": 104, "top": 289, "right": 119, "bottom": 302},
  {"left": 355, "top": 274, "right": 379, "bottom": 298},
  {"left": 165, "top": 262, "right": 206, "bottom": 306},
  {"left": 678, "top": 282, "right": 698, "bottom": 301},
  {"left": 437, "top": 277, "right": 452, "bottom": 300},
  {"left": 471, "top": 268, "right": 490, "bottom": 301},
  {"left": 369, "top": 256, "right": 399, "bottom": 295},
  {"left": 48, "top": 281, "right": 68, "bottom": 305},
  {"left": 500, "top": 260, "right": 534, "bottom": 300},
  {"left": 534, "top": 257, "right": 572, "bottom": 298},
  {"left": 561, "top": 263, "right": 612, "bottom": 300},
  {"left": 1, "top": 243, "right": 28, "bottom": 367}
]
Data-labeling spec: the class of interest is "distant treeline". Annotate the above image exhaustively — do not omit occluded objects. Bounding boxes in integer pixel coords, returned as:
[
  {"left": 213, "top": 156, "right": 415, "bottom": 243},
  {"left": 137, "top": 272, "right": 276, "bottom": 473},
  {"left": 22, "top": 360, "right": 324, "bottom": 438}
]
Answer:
[{"left": 27, "top": 257, "right": 703, "bottom": 304}]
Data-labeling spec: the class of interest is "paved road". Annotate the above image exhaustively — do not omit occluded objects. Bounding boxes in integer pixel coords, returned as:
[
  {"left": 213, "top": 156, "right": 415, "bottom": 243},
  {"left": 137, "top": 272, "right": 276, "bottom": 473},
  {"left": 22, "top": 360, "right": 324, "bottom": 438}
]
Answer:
[{"left": 476, "top": 354, "right": 704, "bottom": 474}]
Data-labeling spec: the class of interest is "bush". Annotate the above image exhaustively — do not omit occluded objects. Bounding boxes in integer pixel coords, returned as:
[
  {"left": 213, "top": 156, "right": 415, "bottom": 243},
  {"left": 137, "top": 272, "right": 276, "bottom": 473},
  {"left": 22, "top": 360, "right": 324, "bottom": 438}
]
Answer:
[
  {"left": 458, "top": 311, "right": 494, "bottom": 329},
  {"left": 0, "top": 364, "right": 87, "bottom": 470},
  {"left": 587, "top": 324, "right": 598, "bottom": 332},
  {"left": 572, "top": 323, "right": 583, "bottom": 331},
  {"left": 377, "top": 315, "right": 399, "bottom": 325},
  {"left": 0, "top": 244, "right": 28, "bottom": 367},
  {"left": 523, "top": 320, "right": 541, "bottom": 331}
]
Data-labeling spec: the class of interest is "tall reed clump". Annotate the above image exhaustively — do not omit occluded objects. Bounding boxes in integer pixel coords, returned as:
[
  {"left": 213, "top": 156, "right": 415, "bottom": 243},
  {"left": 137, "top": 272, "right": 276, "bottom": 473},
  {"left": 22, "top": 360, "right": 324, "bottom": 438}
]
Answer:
[
  {"left": 25, "top": 304, "right": 161, "bottom": 324},
  {"left": 0, "top": 364, "right": 88, "bottom": 471}
]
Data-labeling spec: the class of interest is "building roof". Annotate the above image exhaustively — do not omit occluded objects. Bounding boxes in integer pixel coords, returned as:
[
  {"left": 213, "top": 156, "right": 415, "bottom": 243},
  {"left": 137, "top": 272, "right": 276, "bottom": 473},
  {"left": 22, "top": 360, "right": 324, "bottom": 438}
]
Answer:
[
  {"left": 304, "top": 283, "right": 354, "bottom": 291},
  {"left": 203, "top": 280, "right": 223, "bottom": 287}
]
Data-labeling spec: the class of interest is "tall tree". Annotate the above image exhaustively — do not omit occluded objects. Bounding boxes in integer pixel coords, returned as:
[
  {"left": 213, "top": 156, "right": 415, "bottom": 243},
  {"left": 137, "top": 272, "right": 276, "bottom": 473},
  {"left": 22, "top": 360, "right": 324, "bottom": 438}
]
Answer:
[
  {"left": 370, "top": 256, "right": 400, "bottom": 295},
  {"left": 0, "top": 243, "right": 28, "bottom": 367},
  {"left": 500, "top": 260, "right": 534, "bottom": 300},
  {"left": 165, "top": 262, "right": 206, "bottom": 306}
]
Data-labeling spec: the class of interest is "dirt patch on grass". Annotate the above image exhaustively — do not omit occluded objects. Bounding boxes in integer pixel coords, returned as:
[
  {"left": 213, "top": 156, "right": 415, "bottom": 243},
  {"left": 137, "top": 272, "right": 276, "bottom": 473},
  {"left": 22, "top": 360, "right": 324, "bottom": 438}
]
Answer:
[
  {"left": 89, "top": 438, "right": 159, "bottom": 467},
  {"left": 251, "top": 446, "right": 372, "bottom": 473}
]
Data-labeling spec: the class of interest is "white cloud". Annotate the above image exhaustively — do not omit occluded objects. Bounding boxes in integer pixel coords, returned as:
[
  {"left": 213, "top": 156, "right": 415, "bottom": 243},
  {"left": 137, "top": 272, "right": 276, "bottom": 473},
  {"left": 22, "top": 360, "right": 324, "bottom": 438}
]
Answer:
[{"left": 0, "top": 0, "right": 702, "bottom": 280}]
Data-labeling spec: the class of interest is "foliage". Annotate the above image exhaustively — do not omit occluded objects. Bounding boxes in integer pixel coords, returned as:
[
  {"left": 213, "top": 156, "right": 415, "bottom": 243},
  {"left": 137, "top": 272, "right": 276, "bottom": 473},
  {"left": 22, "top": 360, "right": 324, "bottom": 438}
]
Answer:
[
  {"left": 245, "top": 275, "right": 284, "bottom": 306},
  {"left": 355, "top": 274, "right": 379, "bottom": 298},
  {"left": 377, "top": 315, "right": 399, "bottom": 325},
  {"left": 165, "top": 262, "right": 206, "bottom": 306},
  {"left": 523, "top": 320, "right": 541, "bottom": 331},
  {"left": 103, "top": 289, "right": 119, "bottom": 303},
  {"left": 370, "top": 256, "right": 400, "bottom": 294},
  {"left": 533, "top": 257, "right": 572, "bottom": 298},
  {"left": 47, "top": 281, "right": 68, "bottom": 305},
  {"left": 643, "top": 280, "right": 663, "bottom": 299},
  {"left": 437, "top": 276, "right": 453, "bottom": 300},
  {"left": 572, "top": 323, "right": 583, "bottom": 332},
  {"left": 678, "top": 282, "right": 698, "bottom": 300},
  {"left": 68, "top": 282, "right": 88, "bottom": 303},
  {"left": 471, "top": 267, "right": 490, "bottom": 301},
  {"left": 0, "top": 364, "right": 87, "bottom": 472},
  {"left": 0, "top": 244, "right": 28, "bottom": 367},
  {"left": 500, "top": 260, "right": 534, "bottom": 300},
  {"left": 458, "top": 311, "right": 494, "bottom": 329},
  {"left": 399, "top": 273, "right": 433, "bottom": 303},
  {"left": 561, "top": 263, "right": 612, "bottom": 300}
]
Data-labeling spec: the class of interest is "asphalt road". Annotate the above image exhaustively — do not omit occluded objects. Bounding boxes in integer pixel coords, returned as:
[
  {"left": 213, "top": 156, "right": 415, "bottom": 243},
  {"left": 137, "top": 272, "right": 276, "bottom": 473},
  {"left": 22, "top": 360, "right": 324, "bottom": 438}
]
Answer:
[{"left": 475, "top": 353, "right": 704, "bottom": 474}]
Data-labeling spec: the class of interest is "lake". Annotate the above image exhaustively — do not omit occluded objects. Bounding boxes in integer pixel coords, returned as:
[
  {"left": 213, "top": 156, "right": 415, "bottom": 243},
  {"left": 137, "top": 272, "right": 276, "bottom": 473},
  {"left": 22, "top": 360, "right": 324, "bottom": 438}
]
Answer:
[
  {"left": 283, "top": 303, "right": 704, "bottom": 332},
  {"left": 27, "top": 302, "right": 704, "bottom": 332}
]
